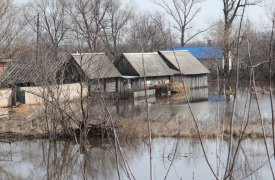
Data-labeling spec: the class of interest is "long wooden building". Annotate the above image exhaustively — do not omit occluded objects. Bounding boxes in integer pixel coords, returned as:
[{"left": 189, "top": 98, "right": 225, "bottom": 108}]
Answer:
[
  {"left": 158, "top": 50, "right": 210, "bottom": 89},
  {"left": 0, "top": 58, "right": 85, "bottom": 106},
  {"left": 115, "top": 52, "right": 178, "bottom": 90},
  {"left": 72, "top": 53, "right": 125, "bottom": 92}
]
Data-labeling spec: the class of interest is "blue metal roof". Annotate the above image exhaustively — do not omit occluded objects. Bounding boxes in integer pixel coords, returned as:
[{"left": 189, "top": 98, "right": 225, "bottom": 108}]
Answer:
[{"left": 166, "top": 46, "right": 224, "bottom": 60}]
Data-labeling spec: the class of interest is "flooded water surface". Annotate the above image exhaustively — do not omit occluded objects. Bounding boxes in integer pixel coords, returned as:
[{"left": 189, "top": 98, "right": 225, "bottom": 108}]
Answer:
[
  {"left": 114, "top": 89, "right": 273, "bottom": 123},
  {"left": 1, "top": 83, "right": 275, "bottom": 179},
  {"left": 0, "top": 138, "right": 274, "bottom": 179}
]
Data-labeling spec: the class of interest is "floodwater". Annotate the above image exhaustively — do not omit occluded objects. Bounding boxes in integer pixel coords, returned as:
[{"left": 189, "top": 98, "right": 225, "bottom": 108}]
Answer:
[
  {"left": 113, "top": 86, "right": 273, "bottom": 123},
  {"left": 2, "top": 82, "right": 275, "bottom": 179},
  {"left": 0, "top": 138, "right": 274, "bottom": 179}
]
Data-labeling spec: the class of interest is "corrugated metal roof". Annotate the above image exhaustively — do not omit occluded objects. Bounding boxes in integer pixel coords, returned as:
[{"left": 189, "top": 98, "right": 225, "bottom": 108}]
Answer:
[
  {"left": 159, "top": 50, "right": 210, "bottom": 75},
  {"left": 0, "top": 61, "right": 64, "bottom": 86},
  {"left": 123, "top": 52, "right": 178, "bottom": 77},
  {"left": 166, "top": 46, "right": 223, "bottom": 59},
  {"left": 72, "top": 53, "right": 121, "bottom": 79}
]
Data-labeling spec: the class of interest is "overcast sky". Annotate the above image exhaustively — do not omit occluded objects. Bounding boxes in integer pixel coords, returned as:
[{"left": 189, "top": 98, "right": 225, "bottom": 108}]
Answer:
[
  {"left": 15, "top": 0, "right": 269, "bottom": 24},
  {"left": 130, "top": 0, "right": 269, "bottom": 26},
  {"left": 15, "top": 0, "right": 271, "bottom": 41}
]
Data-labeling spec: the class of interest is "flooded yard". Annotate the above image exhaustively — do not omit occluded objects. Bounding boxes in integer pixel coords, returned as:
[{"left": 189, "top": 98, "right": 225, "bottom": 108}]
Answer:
[
  {"left": 0, "top": 138, "right": 274, "bottom": 179},
  {"left": 114, "top": 87, "right": 272, "bottom": 123},
  {"left": 0, "top": 82, "right": 275, "bottom": 179}
]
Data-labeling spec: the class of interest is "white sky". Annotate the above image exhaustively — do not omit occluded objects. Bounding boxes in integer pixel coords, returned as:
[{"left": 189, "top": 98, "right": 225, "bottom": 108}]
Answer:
[
  {"left": 126, "top": 0, "right": 271, "bottom": 41},
  {"left": 129, "top": 0, "right": 269, "bottom": 26},
  {"left": 15, "top": 0, "right": 271, "bottom": 41},
  {"left": 15, "top": 0, "right": 269, "bottom": 25}
]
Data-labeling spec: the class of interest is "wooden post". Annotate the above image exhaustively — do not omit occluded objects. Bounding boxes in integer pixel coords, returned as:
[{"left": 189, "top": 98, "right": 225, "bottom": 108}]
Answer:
[
  {"left": 116, "top": 78, "right": 118, "bottom": 92},
  {"left": 11, "top": 86, "right": 17, "bottom": 106}
]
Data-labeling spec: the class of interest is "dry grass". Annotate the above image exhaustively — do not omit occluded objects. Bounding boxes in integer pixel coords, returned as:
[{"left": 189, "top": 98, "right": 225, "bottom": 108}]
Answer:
[
  {"left": 0, "top": 103, "right": 273, "bottom": 141},
  {"left": 117, "top": 117, "right": 272, "bottom": 140}
]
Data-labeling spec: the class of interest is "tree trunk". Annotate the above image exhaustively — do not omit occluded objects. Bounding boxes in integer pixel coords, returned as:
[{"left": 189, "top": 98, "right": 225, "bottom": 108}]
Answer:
[{"left": 223, "top": 25, "right": 231, "bottom": 78}]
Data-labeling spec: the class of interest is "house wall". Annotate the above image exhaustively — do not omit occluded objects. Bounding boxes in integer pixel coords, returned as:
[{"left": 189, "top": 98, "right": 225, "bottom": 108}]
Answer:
[
  {"left": 188, "top": 87, "right": 209, "bottom": 101},
  {"left": 89, "top": 80, "right": 104, "bottom": 92},
  {"left": 105, "top": 79, "right": 117, "bottom": 92},
  {"left": 0, "top": 89, "right": 12, "bottom": 107},
  {"left": 134, "top": 89, "right": 155, "bottom": 98},
  {"left": 89, "top": 78, "right": 124, "bottom": 93},
  {"left": 19, "top": 83, "right": 88, "bottom": 105},
  {"left": 129, "top": 76, "right": 171, "bottom": 90},
  {"left": 173, "top": 74, "right": 208, "bottom": 89}
]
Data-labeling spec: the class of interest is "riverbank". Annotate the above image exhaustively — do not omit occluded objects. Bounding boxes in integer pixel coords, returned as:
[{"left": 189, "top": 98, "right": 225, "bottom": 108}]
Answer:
[
  {"left": 0, "top": 89, "right": 273, "bottom": 142},
  {"left": 117, "top": 117, "right": 270, "bottom": 139},
  {"left": 0, "top": 105, "right": 271, "bottom": 141}
]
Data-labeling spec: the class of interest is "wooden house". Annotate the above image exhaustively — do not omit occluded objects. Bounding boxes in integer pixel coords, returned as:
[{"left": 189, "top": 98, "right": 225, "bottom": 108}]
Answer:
[
  {"left": 0, "top": 58, "right": 82, "bottom": 87},
  {"left": 71, "top": 53, "right": 124, "bottom": 92},
  {"left": 115, "top": 52, "right": 177, "bottom": 90},
  {"left": 0, "top": 58, "right": 84, "bottom": 106},
  {"left": 166, "top": 46, "right": 224, "bottom": 78},
  {"left": 158, "top": 50, "right": 210, "bottom": 89}
]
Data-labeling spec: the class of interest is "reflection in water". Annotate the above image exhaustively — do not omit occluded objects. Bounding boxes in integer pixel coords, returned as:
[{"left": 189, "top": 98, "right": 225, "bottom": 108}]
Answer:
[
  {"left": 113, "top": 91, "right": 273, "bottom": 124},
  {"left": 0, "top": 138, "right": 274, "bottom": 179},
  {"left": 1, "top": 83, "right": 274, "bottom": 179},
  {"left": 0, "top": 140, "right": 123, "bottom": 180}
]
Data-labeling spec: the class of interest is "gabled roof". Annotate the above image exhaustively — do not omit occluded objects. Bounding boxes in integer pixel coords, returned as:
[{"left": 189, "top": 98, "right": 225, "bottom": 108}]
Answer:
[
  {"left": 166, "top": 46, "right": 223, "bottom": 59},
  {"left": 0, "top": 61, "right": 64, "bottom": 86},
  {"left": 72, "top": 53, "right": 121, "bottom": 79},
  {"left": 122, "top": 52, "right": 177, "bottom": 77},
  {"left": 158, "top": 50, "right": 210, "bottom": 75}
]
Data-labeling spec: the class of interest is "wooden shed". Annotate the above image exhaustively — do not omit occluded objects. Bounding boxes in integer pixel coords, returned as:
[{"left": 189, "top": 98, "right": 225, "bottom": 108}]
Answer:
[
  {"left": 71, "top": 53, "right": 124, "bottom": 92},
  {"left": 0, "top": 58, "right": 82, "bottom": 87},
  {"left": 115, "top": 52, "right": 177, "bottom": 90},
  {"left": 166, "top": 46, "right": 224, "bottom": 77},
  {"left": 158, "top": 50, "right": 210, "bottom": 89},
  {"left": 0, "top": 58, "right": 84, "bottom": 106}
]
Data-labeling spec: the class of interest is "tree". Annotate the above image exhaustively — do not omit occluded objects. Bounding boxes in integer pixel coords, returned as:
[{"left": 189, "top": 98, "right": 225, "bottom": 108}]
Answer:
[
  {"left": 0, "top": 0, "right": 25, "bottom": 57},
  {"left": 222, "top": 0, "right": 257, "bottom": 77},
  {"left": 101, "top": 0, "right": 133, "bottom": 57},
  {"left": 24, "top": 0, "right": 69, "bottom": 61},
  {"left": 127, "top": 12, "right": 174, "bottom": 52},
  {"left": 154, "top": 0, "right": 205, "bottom": 47},
  {"left": 67, "top": 0, "right": 113, "bottom": 52}
]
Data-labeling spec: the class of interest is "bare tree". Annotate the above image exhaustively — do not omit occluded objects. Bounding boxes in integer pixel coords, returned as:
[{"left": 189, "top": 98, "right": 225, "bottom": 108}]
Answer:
[
  {"left": 154, "top": 0, "right": 206, "bottom": 46},
  {"left": 67, "top": 0, "right": 113, "bottom": 52},
  {"left": 0, "top": 0, "right": 25, "bottom": 57},
  {"left": 24, "top": 0, "right": 69, "bottom": 60},
  {"left": 101, "top": 0, "right": 133, "bottom": 57},
  {"left": 128, "top": 12, "right": 174, "bottom": 52},
  {"left": 222, "top": 0, "right": 257, "bottom": 77}
]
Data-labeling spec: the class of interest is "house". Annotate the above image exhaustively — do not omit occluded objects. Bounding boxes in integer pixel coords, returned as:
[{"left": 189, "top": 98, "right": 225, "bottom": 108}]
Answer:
[
  {"left": 166, "top": 46, "right": 225, "bottom": 76},
  {"left": 158, "top": 50, "right": 210, "bottom": 101},
  {"left": 158, "top": 50, "right": 210, "bottom": 89},
  {"left": 115, "top": 52, "right": 177, "bottom": 89},
  {"left": 71, "top": 53, "right": 124, "bottom": 93},
  {"left": 0, "top": 58, "right": 85, "bottom": 106},
  {"left": 0, "top": 58, "right": 82, "bottom": 87}
]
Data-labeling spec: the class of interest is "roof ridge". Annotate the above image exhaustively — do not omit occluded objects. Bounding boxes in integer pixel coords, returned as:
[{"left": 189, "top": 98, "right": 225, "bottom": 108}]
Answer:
[
  {"left": 123, "top": 52, "right": 158, "bottom": 55},
  {"left": 71, "top": 52, "right": 105, "bottom": 56}
]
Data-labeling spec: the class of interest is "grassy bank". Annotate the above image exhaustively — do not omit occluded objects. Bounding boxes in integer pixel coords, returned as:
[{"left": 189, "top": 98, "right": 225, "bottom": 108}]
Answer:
[
  {"left": 117, "top": 117, "right": 270, "bottom": 139},
  {"left": 0, "top": 104, "right": 271, "bottom": 141}
]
